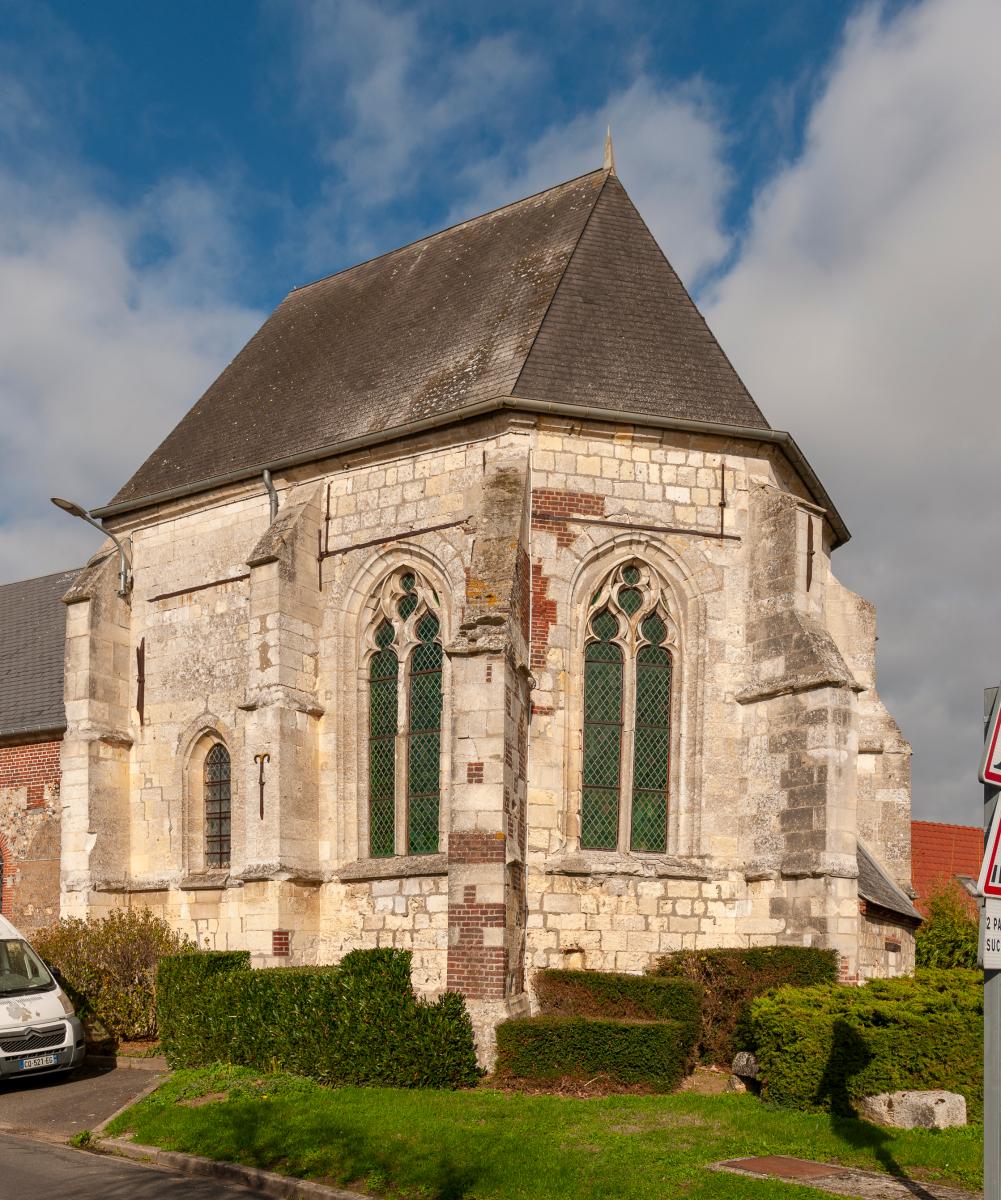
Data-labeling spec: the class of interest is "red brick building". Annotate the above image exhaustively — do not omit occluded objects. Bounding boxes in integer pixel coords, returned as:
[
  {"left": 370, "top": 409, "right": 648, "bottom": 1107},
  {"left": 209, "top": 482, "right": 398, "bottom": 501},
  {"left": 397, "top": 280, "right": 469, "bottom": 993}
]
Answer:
[
  {"left": 0, "top": 569, "right": 78, "bottom": 930},
  {"left": 910, "top": 819, "right": 983, "bottom": 917}
]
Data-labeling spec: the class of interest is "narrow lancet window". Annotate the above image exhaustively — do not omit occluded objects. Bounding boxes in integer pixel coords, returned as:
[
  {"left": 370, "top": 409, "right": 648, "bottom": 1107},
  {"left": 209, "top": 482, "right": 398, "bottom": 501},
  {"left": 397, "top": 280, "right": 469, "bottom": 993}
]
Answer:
[
  {"left": 204, "top": 743, "right": 231, "bottom": 868},
  {"left": 369, "top": 620, "right": 398, "bottom": 858}
]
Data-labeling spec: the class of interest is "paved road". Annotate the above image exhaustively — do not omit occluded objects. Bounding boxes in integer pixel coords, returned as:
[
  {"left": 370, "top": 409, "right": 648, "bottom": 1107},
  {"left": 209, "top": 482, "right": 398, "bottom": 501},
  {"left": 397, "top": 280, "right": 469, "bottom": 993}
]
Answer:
[
  {"left": 0, "top": 1061, "right": 162, "bottom": 1138},
  {"left": 0, "top": 1132, "right": 264, "bottom": 1199}
]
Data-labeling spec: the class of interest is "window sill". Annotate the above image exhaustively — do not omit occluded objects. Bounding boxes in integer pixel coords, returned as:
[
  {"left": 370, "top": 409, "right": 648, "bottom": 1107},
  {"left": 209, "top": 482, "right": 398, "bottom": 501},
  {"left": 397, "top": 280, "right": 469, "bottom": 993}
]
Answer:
[
  {"left": 544, "top": 851, "right": 724, "bottom": 881},
  {"left": 179, "top": 871, "right": 233, "bottom": 891},
  {"left": 338, "top": 853, "right": 448, "bottom": 882}
]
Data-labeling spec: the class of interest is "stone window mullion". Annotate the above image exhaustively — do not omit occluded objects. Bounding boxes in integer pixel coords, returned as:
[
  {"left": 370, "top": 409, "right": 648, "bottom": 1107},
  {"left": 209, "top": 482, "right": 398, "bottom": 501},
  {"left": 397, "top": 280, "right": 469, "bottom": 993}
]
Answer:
[{"left": 618, "top": 647, "right": 637, "bottom": 852}]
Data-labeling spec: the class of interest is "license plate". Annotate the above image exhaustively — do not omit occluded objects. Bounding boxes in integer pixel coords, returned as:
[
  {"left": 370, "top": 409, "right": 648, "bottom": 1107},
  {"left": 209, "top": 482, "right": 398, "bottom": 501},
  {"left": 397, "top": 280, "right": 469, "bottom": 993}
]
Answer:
[{"left": 18, "top": 1053, "right": 58, "bottom": 1071}]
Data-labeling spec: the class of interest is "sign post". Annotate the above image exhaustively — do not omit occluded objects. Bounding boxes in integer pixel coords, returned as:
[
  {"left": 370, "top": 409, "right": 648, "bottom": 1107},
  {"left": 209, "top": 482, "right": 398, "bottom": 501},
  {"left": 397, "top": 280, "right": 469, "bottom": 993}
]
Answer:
[{"left": 982, "top": 687, "right": 1001, "bottom": 1200}]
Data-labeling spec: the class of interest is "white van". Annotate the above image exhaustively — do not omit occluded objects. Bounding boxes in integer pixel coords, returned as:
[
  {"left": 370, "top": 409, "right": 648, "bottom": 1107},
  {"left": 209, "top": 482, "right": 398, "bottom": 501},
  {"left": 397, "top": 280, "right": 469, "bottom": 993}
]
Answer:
[{"left": 0, "top": 914, "right": 85, "bottom": 1080}]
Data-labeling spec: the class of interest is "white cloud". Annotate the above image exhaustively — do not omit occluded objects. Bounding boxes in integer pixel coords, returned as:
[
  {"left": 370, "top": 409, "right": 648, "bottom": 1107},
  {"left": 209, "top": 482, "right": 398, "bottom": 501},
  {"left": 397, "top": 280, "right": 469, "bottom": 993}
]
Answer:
[
  {"left": 707, "top": 0, "right": 1001, "bottom": 821},
  {"left": 0, "top": 122, "right": 261, "bottom": 583}
]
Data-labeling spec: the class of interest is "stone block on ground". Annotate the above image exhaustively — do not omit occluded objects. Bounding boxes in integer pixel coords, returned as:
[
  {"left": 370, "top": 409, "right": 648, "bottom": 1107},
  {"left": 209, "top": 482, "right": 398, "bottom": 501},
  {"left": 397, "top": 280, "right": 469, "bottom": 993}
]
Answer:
[
  {"left": 858, "top": 1090, "right": 966, "bottom": 1129},
  {"left": 731, "top": 1050, "right": 759, "bottom": 1079}
]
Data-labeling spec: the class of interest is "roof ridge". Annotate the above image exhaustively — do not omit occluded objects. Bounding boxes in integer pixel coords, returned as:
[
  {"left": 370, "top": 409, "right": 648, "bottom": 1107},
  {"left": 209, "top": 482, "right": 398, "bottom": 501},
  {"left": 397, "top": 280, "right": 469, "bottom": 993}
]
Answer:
[
  {"left": 0, "top": 566, "right": 80, "bottom": 592},
  {"left": 509, "top": 170, "right": 612, "bottom": 397},
  {"left": 288, "top": 167, "right": 609, "bottom": 299},
  {"left": 913, "top": 819, "right": 982, "bottom": 832}
]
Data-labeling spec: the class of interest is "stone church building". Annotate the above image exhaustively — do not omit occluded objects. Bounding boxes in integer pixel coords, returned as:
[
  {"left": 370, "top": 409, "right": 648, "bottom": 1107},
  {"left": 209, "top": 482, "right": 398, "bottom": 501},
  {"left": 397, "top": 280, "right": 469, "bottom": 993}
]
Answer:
[{"left": 51, "top": 158, "right": 919, "bottom": 1051}]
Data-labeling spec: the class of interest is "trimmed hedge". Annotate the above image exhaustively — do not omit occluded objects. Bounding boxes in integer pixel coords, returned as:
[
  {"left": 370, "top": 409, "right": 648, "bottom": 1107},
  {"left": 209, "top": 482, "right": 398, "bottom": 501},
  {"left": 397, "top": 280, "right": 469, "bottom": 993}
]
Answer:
[
  {"left": 495, "top": 1016, "right": 695, "bottom": 1090},
  {"left": 650, "top": 946, "right": 838, "bottom": 1065},
  {"left": 745, "top": 969, "right": 983, "bottom": 1120},
  {"left": 156, "top": 948, "right": 481, "bottom": 1089},
  {"left": 535, "top": 969, "right": 701, "bottom": 1030}
]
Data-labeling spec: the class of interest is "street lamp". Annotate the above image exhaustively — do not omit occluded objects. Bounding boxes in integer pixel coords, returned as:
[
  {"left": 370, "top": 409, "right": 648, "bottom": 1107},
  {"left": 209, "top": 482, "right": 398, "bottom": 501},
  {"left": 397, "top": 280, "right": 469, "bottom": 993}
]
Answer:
[{"left": 50, "top": 497, "right": 132, "bottom": 598}]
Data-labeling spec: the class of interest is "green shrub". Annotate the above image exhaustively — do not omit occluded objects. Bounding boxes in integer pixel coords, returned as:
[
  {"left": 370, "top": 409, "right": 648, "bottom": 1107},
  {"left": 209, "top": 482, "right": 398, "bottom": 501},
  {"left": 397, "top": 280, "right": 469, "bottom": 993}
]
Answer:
[
  {"left": 650, "top": 946, "right": 838, "bottom": 1065},
  {"left": 745, "top": 969, "right": 983, "bottom": 1120},
  {"left": 495, "top": 1016, "right": 694, "bottom": 1090},
  {"left": 156, "top": 951, "right": 251, "bottom": 1064},
  {"left": 916, "top": 883, "right": 979, "bottom": 969},
  {"left": 156, "top": 947, "right": 481, "bottom": 1089},
  {"left": 535, "top": 968, "right": 701, "bottom": 1031},
  {"left": 34, "top": 908, "right": 193, "bottom": 1042}
]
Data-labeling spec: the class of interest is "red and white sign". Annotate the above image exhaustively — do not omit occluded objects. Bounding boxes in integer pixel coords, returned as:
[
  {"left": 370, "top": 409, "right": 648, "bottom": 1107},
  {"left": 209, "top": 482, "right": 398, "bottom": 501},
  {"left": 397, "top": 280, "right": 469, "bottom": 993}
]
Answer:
[
  {"left": 978, "top": 803, "right": 1001, "bottom": 899},
  {"left": 980, "top": 688, "right": 1001, "bottom": 787}
]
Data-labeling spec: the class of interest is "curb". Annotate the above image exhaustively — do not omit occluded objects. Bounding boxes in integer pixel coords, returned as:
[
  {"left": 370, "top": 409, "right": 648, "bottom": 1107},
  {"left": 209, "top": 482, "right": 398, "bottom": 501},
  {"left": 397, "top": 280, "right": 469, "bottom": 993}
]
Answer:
[
  {"left": 92, "top": 1070, "right": 168, "bottom": 1136},
  {"left": 85, "top": 1053, "right": 169, "bottom": 1072},
  {"left": 99, "top": 1137, "right": 369, "bottom": 1200}
]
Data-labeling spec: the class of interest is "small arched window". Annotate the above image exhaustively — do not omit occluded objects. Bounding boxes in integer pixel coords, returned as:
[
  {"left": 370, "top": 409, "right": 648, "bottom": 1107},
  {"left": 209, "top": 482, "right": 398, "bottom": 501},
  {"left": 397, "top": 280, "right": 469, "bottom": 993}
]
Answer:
[
  {"left": 581, "top": 562, "right": 674, "bottom": 854},
  {"left": 204, "top": 744, "right": 231, "bottom": 868},
  {"left": 366, "top": 569, "right": 443, "bottom": 857}
]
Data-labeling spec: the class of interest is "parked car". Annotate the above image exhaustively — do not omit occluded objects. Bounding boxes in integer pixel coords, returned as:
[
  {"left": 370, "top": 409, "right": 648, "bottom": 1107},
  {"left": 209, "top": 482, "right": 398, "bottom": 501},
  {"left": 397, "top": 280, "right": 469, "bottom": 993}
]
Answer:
[{"left": 0, "top": 913, "right": 85, "bottom": 1081}]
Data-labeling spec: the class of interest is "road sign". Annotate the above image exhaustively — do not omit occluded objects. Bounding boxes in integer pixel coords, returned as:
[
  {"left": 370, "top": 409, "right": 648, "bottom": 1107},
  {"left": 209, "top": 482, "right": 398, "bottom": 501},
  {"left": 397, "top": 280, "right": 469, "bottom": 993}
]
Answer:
[
  {"left": 985, "top": 900, "right": 1001, "bottom": 970},
  {"left": 981, "top": 687, "right": 1001, "bottom": 786},
  {"left": 979, "top": 801, "right": 1001, "bottom": 898}
]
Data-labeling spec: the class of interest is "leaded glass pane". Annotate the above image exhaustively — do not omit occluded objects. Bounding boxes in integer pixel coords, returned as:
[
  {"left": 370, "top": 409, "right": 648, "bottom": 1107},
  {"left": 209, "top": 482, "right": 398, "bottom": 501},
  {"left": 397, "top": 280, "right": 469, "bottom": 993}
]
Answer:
[
  {"left": 640, "top": 614, "right": 666, "bottom": 645},
  {"left": 407, "top": 618, "right": 441, "bottom": 855},
  {"left": 204, "top": 744, "right": 231, "bottom": 868},
  {"left": 398, "top": 593, "right": 418, "bottom": 619},
  {"left": 581, "top": 612, "right": 622, "bottom": 850},
  {"left": 369, "top": 635, "right": 398, "bottom": 858},
  {"left": 618, "top": 586, "right": 642, "bottom": 615},
  {"left": 630, "top": 643, "right": 672, "bottom": 853},
  {"left": 622, "top": 565, "right": 640, "bottom": 585}
]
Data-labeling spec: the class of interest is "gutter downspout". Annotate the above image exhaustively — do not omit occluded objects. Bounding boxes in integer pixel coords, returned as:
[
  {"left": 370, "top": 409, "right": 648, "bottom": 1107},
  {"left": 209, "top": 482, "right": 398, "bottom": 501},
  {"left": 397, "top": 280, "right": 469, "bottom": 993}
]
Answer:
[{"left": 262, "top": 470, "right": 279, "bottom": 523}]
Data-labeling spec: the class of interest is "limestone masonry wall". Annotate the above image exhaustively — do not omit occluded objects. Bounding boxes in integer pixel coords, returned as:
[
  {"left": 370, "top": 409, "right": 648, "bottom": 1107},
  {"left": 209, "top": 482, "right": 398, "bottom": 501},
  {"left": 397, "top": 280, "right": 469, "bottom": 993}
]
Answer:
[{"left": 60, "top": 412, "right": 915, "bottom": 1058}]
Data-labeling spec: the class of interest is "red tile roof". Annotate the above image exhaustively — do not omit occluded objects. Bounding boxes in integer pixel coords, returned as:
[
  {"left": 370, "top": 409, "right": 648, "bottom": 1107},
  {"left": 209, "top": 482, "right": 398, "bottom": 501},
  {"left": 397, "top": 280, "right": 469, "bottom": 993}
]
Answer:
[{"left": 911, "top": 820, "right": 983, "bottom": 915}]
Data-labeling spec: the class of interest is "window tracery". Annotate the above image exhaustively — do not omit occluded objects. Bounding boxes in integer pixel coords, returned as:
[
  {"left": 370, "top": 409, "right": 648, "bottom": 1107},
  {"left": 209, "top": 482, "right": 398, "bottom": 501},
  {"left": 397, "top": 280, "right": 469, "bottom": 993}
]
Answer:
[
  {"left": 204, "top": 743, "right": 232, "bottom": 868},
  {"left": 365, "top": 568, "right": 443, "bottom": 857},
  {"left": 581, "top": 562, "right": 676, "bottom": 853}
]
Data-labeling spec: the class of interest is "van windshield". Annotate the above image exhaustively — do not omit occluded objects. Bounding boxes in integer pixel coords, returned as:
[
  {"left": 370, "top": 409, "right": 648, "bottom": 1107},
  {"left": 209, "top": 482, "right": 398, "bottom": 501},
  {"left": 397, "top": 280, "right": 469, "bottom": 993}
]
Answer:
[{"left": 0, "top": 938, "right": 55, "bottom": 997}]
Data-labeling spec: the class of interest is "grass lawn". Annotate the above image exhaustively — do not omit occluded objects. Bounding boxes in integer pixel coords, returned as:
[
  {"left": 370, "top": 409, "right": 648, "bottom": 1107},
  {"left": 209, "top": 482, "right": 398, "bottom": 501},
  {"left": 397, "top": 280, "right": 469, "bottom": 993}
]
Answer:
[{"left": 104, "top": 1067, "right": 983, "bottom": 1199}]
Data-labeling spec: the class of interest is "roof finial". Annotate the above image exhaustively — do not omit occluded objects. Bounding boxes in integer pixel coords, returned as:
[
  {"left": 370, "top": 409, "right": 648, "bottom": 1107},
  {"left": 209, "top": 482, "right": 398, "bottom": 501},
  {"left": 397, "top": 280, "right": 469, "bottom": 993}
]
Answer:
[{"left": 603, "top": 125, "right": 616, "bottom": 175}]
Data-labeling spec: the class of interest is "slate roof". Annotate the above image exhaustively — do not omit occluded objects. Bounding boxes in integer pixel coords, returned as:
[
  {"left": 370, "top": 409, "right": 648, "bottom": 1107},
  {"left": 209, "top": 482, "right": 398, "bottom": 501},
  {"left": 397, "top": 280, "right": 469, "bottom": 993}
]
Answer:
[
  {"left": 857, "top": 841, "right": 921, "bottom": 923},
  {"left": 0, "top": 568, "right": 78, "bottom": 742},
  {"left": 106, "top": 168, "right": 769, "bottom": 512}
]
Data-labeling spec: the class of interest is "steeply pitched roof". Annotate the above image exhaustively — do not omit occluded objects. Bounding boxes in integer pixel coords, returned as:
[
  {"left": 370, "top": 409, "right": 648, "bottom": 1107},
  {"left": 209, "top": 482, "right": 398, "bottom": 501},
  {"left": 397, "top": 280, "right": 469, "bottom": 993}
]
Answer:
[
  {"left": 857, "top": 841, "right": 921, "bottom": 923},
  {"left": 106, "top": 168, "right": 769, "bottom": 512},
  {"left": 0, "top": 568, "right": 78, "bottom": 742},
  {"left": 911, "top": 819, "right": 983, "bottom": 915}
]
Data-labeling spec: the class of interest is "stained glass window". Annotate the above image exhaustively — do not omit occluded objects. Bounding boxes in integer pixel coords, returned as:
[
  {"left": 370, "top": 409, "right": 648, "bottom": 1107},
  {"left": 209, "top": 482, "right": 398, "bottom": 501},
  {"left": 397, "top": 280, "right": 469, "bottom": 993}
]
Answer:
[
  {"left": 369, "top": 620, "right": 398, "bottom": 857},
  {"left": 204, "top": 743, "right": 231, "bottom": 868},
  {"left": 407, "top": 613, "right": 442, "bottom": 854},
  {"left": 581, "top": 609, "right": 623, "bottom": 849},
  {"left": 581, "top": 564, "right": 673, "bottom": 855},
  {"left": 366, "top": 569, "right": 442, "bottom": 858}
]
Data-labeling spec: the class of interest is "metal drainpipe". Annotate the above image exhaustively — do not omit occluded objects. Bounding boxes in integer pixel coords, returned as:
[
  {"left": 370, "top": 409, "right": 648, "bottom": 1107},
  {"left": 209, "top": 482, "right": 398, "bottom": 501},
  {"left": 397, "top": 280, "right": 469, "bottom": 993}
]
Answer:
[{"left": 262, "top": 470, "right": 279, "bottom": 523}]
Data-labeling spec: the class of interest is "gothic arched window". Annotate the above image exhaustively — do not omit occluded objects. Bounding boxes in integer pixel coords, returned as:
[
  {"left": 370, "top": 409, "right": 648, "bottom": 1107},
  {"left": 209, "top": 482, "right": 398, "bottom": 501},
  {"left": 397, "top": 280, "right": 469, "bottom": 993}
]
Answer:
[
  {"left": 581, "top": 562, "right": 674, "bottom": 853},
  {"left": 204, "top": 743, "right": 231, "bottom": 868},
  {"left": 367, "top": 569, "right": 443, "bottom": 857}
]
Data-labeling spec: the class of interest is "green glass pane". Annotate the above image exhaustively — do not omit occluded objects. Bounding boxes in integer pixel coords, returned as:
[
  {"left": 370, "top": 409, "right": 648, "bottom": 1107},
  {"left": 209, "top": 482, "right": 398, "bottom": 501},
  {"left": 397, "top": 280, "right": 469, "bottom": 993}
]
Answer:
[
  {"left": 375, "top": 620, "right": 395, "bottom": 650},
  {"left": 590, "top": 609, "right": 619, "bottom": 641},
  {"left": 630, "top": 645, "right": 671, "bottom": 853},
  {"left": 398, "top": 593, "right": 418, "bottom": 619},
  {"left": 622, "top": 565, "right": 640, "bottom": 585},
  {"left": 416, "top": 613, "right": 440, "bottom": 643},
  {"left": 581, "top": 789, "right": 618, "bottom": 850},
  {"left": 401, "top": 572, "right": 416, "bottom": 592},
  {"left": 618, "top": 586, "right": 642, "bottom": 615},
  {"left": 583, "top": 657, "right": 622, "bottom": 724},
  {"left": 583, "top": 723, "right": 622, "bottom": 788},
  {"left": 407, "top": 619, "right": 441, "bottom": 855},
  {"left": 369, "top": 640, "right": 398, "bottom": 858},
  {"left": 641, "top": 614, "right": 666, "bottom": 645}
]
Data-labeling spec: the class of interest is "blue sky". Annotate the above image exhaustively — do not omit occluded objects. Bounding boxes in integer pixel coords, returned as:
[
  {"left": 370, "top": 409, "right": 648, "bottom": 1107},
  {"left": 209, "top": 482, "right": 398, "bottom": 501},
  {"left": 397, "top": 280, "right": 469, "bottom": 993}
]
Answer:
[{"left": 1, "top": 0, "right": 999, "bottom": 822}]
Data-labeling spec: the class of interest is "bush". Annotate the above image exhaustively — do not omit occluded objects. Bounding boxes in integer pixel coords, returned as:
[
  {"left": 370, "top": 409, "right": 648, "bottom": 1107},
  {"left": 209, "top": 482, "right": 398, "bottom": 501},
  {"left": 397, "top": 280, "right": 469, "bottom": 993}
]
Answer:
[
  {"left": 156, "top": 947, "right": 481, "bottom": 1089},
  {"left": 534, "top": 968, "right": 701, "bottom": 1032},
  {"left": 495, "top": 1016, "right": 694, "bottom": 1090},
  {"left": 745, "top": 969, "right": 983, "bottom": 1120},
  {"left": 916, "top": 883, "right": 979, "bottom": 969},
  {"left": 33, "top": 908, "right": 193, "bottom": 1042},
  {"left": 650, "top": 946, "right": 838, "bottom": 1065}
]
